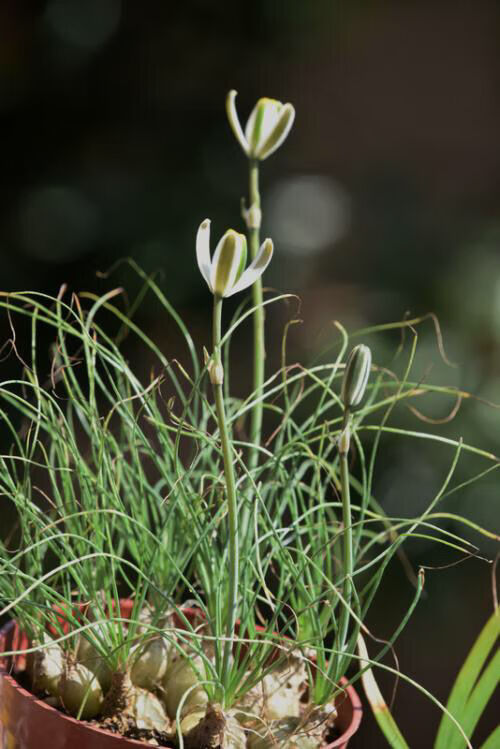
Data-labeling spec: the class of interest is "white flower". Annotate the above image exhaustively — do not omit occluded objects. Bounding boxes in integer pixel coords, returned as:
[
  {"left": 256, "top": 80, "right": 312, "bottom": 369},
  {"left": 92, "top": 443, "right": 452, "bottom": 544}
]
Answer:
[
  {"left": 196, "top": 219, "right": 273, "bottom": 298},
  {"left": 226, "top": 90, "right": 295, "bottom": 161}
]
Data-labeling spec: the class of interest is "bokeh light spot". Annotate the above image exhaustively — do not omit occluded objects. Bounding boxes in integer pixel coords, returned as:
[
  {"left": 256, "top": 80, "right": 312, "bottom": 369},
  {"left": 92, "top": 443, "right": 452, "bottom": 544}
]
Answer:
[
  {"left": 17, "top": 186, "right": 99, "bottom": 263},
  {"left": 44, "top": 0, "right": 121, "bottom": 50},
  {"left": 266, "top": 176, "right": 351, "bottom": 256}
]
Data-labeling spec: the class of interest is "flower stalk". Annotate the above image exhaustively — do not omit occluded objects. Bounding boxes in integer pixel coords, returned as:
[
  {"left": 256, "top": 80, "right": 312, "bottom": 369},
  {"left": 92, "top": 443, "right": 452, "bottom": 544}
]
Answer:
[
  {"left": 238, "top": 157, "right": 267, "bottom": 546},
  {"left": 333, "top": 411, "right": 354, "bottom": 681},
  {"left": 211, "top": 294, "right": 239, "bottom": 701},
  {"left": 246, "top": 159, "right": 264, "bottom": 512},
  {"left": 226, "top": 87, "right": 296, "bottom": 542},
  {"left": 197, "top": 220, "right": 274, "bottom": 703},
  {"left": 333, "top": 345, "right": 372, "bottom": 680}
]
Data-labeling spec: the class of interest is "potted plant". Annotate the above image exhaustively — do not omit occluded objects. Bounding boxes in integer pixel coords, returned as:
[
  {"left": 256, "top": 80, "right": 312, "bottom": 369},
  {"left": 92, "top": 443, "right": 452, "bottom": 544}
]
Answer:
[{"left": 0, "top": 91, "right": 496, "bottom": 748}]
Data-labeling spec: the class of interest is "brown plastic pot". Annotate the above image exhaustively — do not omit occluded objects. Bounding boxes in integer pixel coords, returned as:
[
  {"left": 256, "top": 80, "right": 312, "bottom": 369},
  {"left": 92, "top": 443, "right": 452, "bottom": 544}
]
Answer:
[{"left": 0, "top": 600, "right": 362, "bottom": 748}]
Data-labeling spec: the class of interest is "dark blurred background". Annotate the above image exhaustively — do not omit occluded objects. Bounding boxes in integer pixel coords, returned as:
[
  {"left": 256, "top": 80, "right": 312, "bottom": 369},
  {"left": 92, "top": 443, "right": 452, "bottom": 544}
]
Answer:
[{"left": 1, "top": 1, "right": 499, "bottom": 745}]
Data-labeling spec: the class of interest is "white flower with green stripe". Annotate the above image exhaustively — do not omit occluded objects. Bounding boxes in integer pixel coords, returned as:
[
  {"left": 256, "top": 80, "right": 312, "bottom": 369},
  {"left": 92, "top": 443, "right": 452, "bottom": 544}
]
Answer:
[
  {"left": 196, "top": 219, "right": 273, "bottom": 298},
  {"left": 226, "top": 90, "right": 295, "bottom": 161}
]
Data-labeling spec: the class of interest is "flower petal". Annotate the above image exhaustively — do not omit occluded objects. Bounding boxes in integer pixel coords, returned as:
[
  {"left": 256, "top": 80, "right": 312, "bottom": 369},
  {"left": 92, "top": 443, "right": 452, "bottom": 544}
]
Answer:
[
  {"left": 226, "top": 90, "right": 249, "bottom": 155},
  {"left": 245, "top": 98, "right": 282, "bottom": 157},
  {"left": 255, "top": 103, "right": 295, "bottom": 160},
  {"left": 226, "top": 238, "right": 274, "bottom": 297},
  {"left": 211, "top": 230, "right": 247, "bottom": 297},
  {"left": 196, "top": 219, "right": 213, "bottom": 292}
]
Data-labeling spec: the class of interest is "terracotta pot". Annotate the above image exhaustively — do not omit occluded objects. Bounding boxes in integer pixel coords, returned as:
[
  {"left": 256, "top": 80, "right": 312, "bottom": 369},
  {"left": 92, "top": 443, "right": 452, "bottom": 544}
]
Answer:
[
  {"left": 323, "top": 680, "right": 362, "bottom": 748},
  {"left": 0, "top": 600, "right": 362, "bottom": 748}
]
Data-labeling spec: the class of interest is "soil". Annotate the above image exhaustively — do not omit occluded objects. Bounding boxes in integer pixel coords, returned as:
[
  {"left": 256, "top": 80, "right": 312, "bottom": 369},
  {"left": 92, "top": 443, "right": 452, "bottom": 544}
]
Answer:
[
  {"left": 94, "top": 719, "right": 176, "bottom": 747},
  {"left": 324, "top": 725, "right": 342, "bottom": 743}
]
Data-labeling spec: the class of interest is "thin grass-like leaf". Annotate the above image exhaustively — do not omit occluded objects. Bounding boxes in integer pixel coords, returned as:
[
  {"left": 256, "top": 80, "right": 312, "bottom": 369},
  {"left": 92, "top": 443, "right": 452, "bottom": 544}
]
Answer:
[
  {"left": 435, "top": 609, "right": 500, "bottom": 749},
  {"left": 358, "top": 633, "right": 410, "bottom": 749}
]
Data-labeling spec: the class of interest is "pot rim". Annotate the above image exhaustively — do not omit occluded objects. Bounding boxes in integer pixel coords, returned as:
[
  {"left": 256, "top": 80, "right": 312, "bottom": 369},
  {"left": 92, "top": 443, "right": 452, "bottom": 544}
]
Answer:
[
  {"left": 0, "top": 604, "right": 363, "bottom": 747},
  {"left": 325, "top": 678, "right": 363, "bottom": 748},
  {"left": 0, "top": 618, "right": 147, "bottom": 746}
]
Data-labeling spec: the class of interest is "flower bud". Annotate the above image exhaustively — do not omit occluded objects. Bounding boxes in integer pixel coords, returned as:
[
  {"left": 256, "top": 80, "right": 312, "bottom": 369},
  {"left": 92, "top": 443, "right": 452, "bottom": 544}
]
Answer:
[
  {"left": 226, "top": 90, "right": 295, "bottom": 161},
  {"left": 341, "top": 344, "right": 372, "bottom": 409},
  {"left": 209, "top": 360, "right": 224, "bottom": 386},
  {"left": 243, "top": 202, "right": 262, "bottom": 230},
  {"left": 339, "top": 425, "right": 351, "bottom": 456},
  {"left": 203, "top": 347, "right": 224, "bottom": 385}
]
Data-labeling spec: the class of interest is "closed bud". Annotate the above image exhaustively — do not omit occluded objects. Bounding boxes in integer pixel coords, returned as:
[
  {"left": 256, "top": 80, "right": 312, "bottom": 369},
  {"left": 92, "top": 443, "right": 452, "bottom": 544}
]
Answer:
[
  {"left": 244, "top": 202, "right": 262, "bottom": 230},
  {"left": 208, "top": 359, "right": 224, "bottom": 386},
  {"left": 204, "top": 346, "right": 224, "bottom": 385},
  {"left": 341, "top": 344, "right": 372, "bottom": 409},
  {"left": 339, "top": 425, "right": 351, "bottom": 455}
]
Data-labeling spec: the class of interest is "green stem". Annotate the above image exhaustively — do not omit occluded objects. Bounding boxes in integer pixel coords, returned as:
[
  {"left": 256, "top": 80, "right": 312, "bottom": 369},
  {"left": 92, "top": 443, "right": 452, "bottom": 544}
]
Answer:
[
  {"left": 240, "top": 159, "right": 264, "bottom": 540},
  {"left": 333, "top": 410, "right": 354, "bottom": 681},
  {"left": 212, "top": 295, "right": 239, "bottom": 701},
  {"left": 249, "top": 160, "right": 264, "bottom": 453}
]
